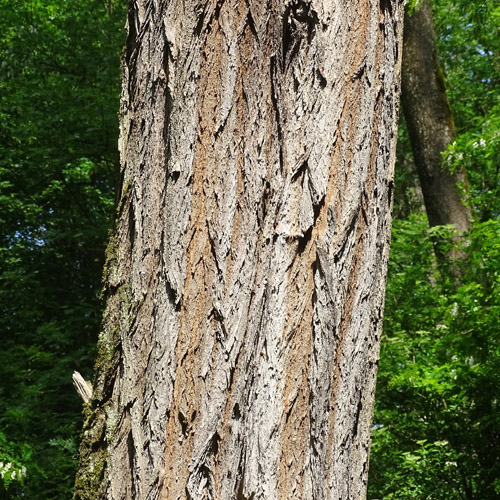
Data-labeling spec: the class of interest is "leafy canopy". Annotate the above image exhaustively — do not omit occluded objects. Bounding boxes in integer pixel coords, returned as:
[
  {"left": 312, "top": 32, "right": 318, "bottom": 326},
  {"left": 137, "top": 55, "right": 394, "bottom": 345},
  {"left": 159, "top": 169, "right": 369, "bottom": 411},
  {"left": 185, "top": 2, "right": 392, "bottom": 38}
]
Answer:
[
  {"left": 0, "top": 0, "right": 125, "bottom": 497},
  {"left": 369, "top": 0, "right": 500, "bottom": 497}
]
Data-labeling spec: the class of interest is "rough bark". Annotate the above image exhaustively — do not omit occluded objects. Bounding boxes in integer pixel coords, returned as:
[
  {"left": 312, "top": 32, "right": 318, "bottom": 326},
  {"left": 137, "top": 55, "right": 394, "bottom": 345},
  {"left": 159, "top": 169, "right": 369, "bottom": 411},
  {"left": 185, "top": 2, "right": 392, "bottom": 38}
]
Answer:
[
  {"left": 74, "top": 1, "right": 403, "bottom": 499},
  {"left": 401, "top": 0, "right": 471, "bottom": 233}
]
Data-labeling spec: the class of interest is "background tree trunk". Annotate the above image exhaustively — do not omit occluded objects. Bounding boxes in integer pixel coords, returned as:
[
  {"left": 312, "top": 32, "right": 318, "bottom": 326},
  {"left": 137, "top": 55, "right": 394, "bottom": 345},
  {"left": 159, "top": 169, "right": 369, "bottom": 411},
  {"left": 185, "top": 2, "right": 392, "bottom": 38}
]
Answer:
[
  {"left": 401, "top": 0, "right": 471, "bottom": 234},
  {"left": 74, "top": 1, "right": 403, "bottom": 499}
]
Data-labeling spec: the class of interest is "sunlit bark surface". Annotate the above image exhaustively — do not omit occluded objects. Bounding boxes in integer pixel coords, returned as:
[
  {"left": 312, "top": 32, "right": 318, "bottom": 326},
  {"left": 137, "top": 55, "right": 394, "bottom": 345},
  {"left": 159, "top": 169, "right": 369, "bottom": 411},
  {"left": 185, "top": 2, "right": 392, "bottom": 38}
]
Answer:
[{"left": 75, "top": 1, "right": 403, "bottom": 499}]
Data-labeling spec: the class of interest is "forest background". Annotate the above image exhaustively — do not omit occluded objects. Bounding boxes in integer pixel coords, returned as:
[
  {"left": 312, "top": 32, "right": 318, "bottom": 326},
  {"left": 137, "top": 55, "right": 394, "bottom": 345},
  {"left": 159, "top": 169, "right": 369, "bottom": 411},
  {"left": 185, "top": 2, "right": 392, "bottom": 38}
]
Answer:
[{"left": 0, "top": 0, "right": 498, "bottom": 498}]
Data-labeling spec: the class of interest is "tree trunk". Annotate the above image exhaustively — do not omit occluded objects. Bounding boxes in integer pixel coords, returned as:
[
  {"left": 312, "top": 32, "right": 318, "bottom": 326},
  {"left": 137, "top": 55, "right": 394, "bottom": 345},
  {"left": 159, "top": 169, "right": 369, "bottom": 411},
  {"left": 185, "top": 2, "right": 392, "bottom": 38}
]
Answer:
[
  {"left": 74, "top": 1, "right": 403, "bottom": 499},
  {"left": 401, "top": 0, "right": 471, "bottom": 234}
]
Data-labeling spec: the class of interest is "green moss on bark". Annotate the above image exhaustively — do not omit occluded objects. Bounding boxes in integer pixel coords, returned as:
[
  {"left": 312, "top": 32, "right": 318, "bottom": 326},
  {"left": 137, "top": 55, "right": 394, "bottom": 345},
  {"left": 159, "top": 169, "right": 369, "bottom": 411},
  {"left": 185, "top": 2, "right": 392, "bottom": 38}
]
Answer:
[
  {"left": 74, "top": 180, "right": 134, "bottom": 499},
  {"left": 73, "top": 403, "right": 109, "bottom": 500}
]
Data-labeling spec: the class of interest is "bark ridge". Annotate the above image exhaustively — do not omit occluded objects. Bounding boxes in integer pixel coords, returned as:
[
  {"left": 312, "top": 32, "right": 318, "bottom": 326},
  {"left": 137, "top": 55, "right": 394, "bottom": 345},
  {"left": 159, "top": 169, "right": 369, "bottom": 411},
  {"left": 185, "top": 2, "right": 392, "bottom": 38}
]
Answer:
[{"left": 74, "top": 1, "right": 404, "bottom": 499}]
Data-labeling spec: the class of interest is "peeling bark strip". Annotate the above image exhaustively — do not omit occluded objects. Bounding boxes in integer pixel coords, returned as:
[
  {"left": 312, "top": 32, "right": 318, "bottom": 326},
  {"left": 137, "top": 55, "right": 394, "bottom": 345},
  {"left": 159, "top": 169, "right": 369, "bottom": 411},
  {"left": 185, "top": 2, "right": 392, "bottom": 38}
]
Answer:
[
  {"left": 73, "top": 371, "right": 94, "bottom": 404},
  {"left": 74, "top": 1, "right": 403, "bottom": 499}
]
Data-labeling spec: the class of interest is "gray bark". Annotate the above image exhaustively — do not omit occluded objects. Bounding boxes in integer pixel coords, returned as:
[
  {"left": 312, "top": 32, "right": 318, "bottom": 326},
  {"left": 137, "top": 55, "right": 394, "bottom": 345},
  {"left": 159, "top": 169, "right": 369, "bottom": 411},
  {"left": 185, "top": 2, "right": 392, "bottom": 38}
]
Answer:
[{"left": 74, "top": 1, "right": 404, "bottom": 499}]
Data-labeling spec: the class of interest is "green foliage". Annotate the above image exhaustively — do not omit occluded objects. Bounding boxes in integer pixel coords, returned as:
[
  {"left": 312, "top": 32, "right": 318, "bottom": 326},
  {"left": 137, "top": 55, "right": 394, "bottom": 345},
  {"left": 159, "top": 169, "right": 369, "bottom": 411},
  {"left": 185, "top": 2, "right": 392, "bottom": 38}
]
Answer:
[
  {"left": 433, "top": 0, "right": 499, "bottom": 134},
  {"left": 0, "top": 0, "right": 497, "bottom": 498},
  {"left": 0, "top": 0, "right": 125, "bottom": 498},
  {"left": 406, "top": 0, "right": 424, "bottom": 15},
  {"left": 434, "top": 0, "right": 500, "bottom": 222},
  {"left": 369, "top": 217, "right": 500, "bottom": 499},
  {"left": 0, "top": 432, "right": 31, "bottom": 492},
  {"left": 444, "top": 103, "right": 500, "bottom": 221},
  {"left": 372, "top": 2, "right": 500, "bottom": 495}
]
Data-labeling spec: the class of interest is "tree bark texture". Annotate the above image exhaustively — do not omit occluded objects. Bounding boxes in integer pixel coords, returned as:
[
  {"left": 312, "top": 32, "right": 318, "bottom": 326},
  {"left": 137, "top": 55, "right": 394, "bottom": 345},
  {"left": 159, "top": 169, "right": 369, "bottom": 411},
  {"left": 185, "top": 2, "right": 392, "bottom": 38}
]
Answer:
[
  {"left": 75, "top": 1, "right": 403, "bottom": 499},
  {"left": 401, "top": 0, "right": 471, "bottom": 232}
]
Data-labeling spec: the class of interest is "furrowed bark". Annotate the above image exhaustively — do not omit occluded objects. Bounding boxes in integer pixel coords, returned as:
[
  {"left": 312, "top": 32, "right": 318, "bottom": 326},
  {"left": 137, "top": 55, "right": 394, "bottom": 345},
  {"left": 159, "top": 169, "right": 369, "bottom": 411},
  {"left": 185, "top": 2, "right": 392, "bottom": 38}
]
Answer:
[
  {"left": 402, "top": 0, "right": 471, "bottom": 235},
  {"left": 74, "top": 1, "right": 403, "bottom": 499}
]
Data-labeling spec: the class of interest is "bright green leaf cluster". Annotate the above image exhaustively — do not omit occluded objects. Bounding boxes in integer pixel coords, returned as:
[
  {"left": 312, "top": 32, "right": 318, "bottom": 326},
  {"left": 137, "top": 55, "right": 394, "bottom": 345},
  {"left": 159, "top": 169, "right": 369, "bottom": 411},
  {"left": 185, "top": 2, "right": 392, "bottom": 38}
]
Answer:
[
  {"left": 370, "top": 2, "right": 500, "bottom": 495},
  {"left": 0, "top": 431, "right": 31, "bottom": 491},
  {"left": 370, "top": 218, "right": 500, "bottom": 498},
  {"left": 443, "top": 103, "right": 500, "bottom": 221}
]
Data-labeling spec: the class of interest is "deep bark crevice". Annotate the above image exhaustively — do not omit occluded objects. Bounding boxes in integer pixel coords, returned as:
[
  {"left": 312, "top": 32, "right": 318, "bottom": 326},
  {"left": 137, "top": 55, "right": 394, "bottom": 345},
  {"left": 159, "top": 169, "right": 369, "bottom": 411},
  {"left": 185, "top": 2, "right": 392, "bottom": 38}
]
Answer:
[{"left": 74, "top": 1, "right": 404, "bottom": 498}]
